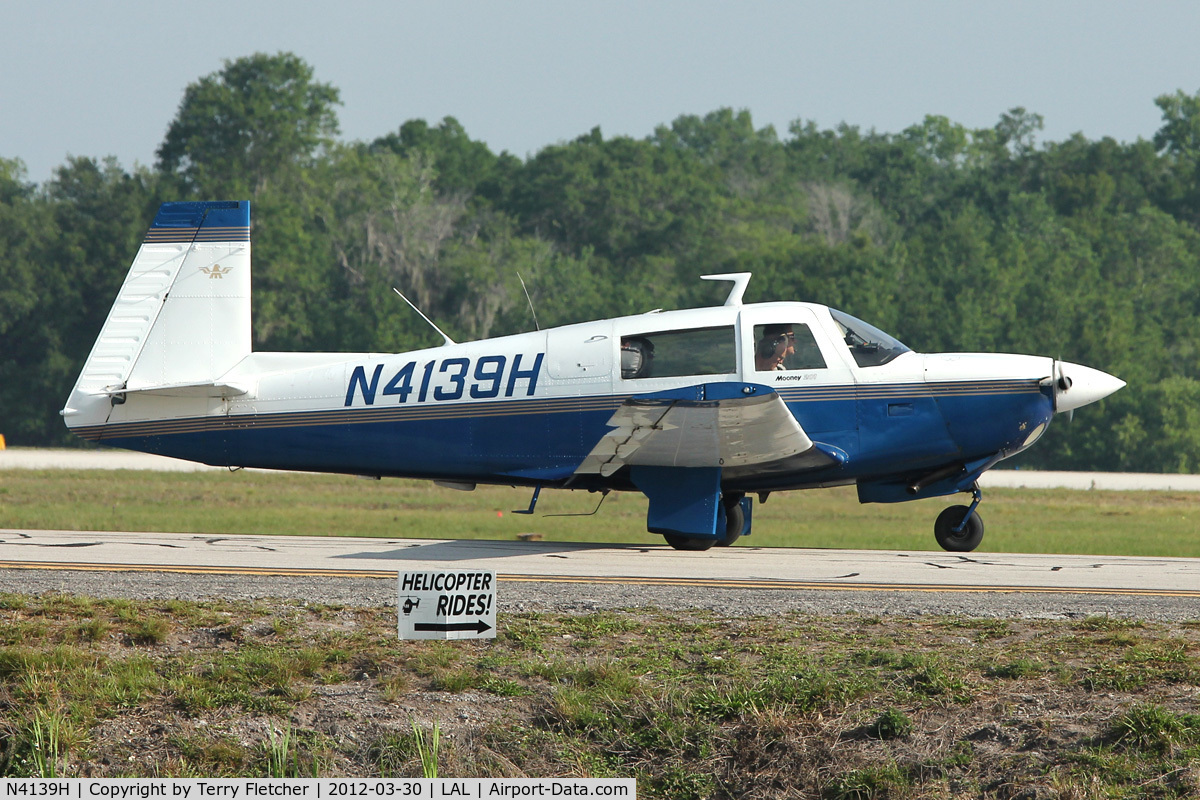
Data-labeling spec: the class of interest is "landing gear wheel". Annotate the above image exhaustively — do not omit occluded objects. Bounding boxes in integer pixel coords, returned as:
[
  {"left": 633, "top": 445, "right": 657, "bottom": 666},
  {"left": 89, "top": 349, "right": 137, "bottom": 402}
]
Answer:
[
  {"left": 934, "top": 505, "right": 985, "bottom": 552},
  {"left": 717, "top": 496, "right": 745, "bottom": 547},
  {"left": 664, "top": 535, "right": 717, "bottom": 551}
]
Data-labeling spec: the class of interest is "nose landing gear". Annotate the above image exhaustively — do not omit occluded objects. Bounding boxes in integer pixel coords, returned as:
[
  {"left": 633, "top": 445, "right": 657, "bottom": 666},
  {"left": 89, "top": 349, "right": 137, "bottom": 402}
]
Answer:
[{"left": 934, "top": 483, "right": 985, "bottom": 552}]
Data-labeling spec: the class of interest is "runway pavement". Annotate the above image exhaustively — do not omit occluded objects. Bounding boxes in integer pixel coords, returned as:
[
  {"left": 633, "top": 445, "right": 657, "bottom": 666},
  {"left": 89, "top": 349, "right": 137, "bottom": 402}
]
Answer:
[{"left": 2, "top": 528, "right": 1198, "bottom": 598}]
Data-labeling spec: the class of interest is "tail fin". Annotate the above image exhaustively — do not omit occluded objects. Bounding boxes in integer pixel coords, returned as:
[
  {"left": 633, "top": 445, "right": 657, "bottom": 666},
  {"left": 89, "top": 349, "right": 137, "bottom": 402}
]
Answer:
[{"left": 63, "top": 201, "right": 252, "bottom": 427}]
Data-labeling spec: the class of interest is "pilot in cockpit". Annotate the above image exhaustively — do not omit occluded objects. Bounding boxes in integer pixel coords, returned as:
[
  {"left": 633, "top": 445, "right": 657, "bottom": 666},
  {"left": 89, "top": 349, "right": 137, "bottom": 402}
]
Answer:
[{"left": 754, "top": 324, "right": 795, "bottom": 371}]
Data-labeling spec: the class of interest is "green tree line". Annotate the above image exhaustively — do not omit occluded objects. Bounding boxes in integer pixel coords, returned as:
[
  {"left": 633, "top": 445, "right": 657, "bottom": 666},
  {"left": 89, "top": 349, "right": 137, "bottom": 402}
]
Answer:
[{"left": 4, "top": 52, "right": 1200, "bottom": 472}]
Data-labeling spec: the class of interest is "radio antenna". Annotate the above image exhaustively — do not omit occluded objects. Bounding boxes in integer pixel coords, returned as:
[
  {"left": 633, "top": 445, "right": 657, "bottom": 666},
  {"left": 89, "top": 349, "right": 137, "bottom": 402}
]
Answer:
[
  {"left": 392, "top": 288, "right": 456, "bottom": 346},
  {"left": 516, "top": 271, "right": 540, "bottom": 331}
]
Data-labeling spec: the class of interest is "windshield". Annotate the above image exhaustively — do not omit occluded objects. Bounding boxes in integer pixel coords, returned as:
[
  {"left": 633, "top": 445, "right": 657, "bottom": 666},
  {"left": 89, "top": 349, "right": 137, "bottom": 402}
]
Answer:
[{"left": 829, "top": 309, "right": 911, "bottom": 367}]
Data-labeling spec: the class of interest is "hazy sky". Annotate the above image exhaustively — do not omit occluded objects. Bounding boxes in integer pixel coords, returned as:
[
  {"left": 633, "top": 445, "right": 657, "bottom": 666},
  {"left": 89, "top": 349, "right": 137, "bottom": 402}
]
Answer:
[{"left": 4, "top": 1, "right": 1200, "bottom": 185}]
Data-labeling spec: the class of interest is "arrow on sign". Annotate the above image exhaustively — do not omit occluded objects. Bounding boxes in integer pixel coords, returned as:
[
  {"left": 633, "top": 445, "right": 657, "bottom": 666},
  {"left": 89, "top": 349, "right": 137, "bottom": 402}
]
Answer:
[{"left": 414, "top": 620, "right": 493, "bottom": 634}]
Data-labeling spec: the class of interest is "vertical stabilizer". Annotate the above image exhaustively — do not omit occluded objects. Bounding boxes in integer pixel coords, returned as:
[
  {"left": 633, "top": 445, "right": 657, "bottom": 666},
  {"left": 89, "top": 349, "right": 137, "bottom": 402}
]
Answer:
[{"left": 64, "top": 201, "right": 251, "bottom": 424}]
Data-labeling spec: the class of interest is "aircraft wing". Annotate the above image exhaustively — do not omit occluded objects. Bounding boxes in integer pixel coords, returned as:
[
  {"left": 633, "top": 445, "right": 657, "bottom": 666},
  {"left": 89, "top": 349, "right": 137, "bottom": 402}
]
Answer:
[{"left": 576, "top": 384, "right": 840, "bottom": 478}]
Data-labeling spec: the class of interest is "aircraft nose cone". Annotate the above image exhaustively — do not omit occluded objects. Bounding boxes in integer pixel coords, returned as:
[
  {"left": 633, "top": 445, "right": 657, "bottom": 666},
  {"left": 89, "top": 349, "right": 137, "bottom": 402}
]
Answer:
[{"left": 1055, "top": 362, "right": 1126, "bottom": 413}]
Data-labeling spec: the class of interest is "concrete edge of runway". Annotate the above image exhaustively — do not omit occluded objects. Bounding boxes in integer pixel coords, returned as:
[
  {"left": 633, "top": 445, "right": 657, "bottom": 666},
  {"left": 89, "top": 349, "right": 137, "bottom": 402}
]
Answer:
[
  {"left": 3, "top": 447, "right": 1200, "bottom": 491},
  {"left": 6, "top": 565, "right": 1200, "bottom": 621}
]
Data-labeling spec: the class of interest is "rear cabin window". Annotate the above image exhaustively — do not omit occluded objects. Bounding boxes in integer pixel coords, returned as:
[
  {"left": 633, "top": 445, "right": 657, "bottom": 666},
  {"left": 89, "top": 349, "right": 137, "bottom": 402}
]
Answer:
[
  {"left": 752, "top": 323, "right": 827, "bottom": 372},
  {"left": 620, "top": 326, "right": 736, "bottom": 379}
]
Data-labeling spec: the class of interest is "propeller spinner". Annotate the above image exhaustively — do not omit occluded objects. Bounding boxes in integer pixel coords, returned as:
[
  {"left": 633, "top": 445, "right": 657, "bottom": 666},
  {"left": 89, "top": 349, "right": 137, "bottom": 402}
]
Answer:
[{"left": 1044, "top": 359, "right": 1125, "bottom": 416}]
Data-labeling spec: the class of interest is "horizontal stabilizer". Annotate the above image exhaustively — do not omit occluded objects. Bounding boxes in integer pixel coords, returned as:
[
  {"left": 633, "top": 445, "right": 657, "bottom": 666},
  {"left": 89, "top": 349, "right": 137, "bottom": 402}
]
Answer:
[{"left": 98, "top": 381, "right": 250, "bottom": 399}]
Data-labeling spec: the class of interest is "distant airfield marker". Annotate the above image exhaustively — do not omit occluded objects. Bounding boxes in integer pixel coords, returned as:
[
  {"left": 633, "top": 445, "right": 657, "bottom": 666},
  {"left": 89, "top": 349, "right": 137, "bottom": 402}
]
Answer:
[{"left": 398, "top": 569, "right": 497, "bottom": 640}]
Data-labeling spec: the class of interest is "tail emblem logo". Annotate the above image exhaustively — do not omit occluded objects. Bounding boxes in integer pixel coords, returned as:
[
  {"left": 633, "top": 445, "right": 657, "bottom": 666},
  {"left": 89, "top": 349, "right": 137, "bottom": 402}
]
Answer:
[{"left": 200, "top": 264, "right": 232, "bottom": 279}]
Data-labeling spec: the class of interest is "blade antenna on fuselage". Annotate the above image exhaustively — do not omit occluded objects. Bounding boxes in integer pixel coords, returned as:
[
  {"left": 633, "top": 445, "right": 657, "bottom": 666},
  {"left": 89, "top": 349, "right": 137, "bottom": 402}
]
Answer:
[
  {"left": 392, "top": 288, "right": 456, "bottom": 346},
  {"left": 516, "top": 271, "right": 540, "bottom": 331}
]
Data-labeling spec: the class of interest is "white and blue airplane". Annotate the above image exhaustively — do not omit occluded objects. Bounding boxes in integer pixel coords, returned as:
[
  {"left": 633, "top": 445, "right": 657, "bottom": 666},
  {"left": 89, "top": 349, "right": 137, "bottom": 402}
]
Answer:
[{"left": 62, "top": 201, "right": 1125, "bottom": 552}]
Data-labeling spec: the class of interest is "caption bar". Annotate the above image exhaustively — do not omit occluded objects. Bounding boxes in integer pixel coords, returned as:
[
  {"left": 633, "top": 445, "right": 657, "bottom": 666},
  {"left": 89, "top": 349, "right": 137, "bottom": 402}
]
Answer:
[{"left": 0, "top": 780, "right": 634, "bottom": 799}]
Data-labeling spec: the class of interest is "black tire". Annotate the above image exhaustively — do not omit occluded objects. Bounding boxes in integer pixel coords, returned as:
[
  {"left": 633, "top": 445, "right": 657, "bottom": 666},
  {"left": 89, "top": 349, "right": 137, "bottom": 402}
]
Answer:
[
  {"left": 934, "top": 505, "right": 985, "bottom": 552},
  {"left": 717, "top": 501, "right": 745, "bottom": 547},
  {"left": 663, "top": 534, "right": 717, "bottom": 551}
]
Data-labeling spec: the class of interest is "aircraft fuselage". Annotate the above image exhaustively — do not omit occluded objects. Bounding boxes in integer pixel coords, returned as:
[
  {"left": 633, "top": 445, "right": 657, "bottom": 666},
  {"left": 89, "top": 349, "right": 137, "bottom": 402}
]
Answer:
[{"left": 72, "top": 301, "right": 1067, "bottom": 500}]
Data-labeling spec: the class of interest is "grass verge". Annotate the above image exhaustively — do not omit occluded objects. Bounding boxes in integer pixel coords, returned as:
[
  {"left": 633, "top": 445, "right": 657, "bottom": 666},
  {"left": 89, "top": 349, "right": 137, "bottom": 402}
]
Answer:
[{"left": 1, "top": 592, "right": 1199, "bottom": 796}]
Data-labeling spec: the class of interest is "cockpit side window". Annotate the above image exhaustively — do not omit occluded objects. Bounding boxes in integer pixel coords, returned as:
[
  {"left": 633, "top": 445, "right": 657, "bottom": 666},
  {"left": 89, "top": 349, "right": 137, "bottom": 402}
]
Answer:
[
  {"left": 752, "top": 323, "right": 827, "bottom": 372},
  {"left": 829, "top": 309, "right": 911, "bottom": 367},
  {"left": 620, "top": 326, "right": 735, "bottom": 379}
]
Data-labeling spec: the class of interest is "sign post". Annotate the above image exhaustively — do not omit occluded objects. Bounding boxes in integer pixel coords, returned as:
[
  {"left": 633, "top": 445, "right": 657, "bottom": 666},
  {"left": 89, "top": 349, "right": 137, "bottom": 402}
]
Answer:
[{"left": 398, "top": 569, "right": 497, "bottom": 640}]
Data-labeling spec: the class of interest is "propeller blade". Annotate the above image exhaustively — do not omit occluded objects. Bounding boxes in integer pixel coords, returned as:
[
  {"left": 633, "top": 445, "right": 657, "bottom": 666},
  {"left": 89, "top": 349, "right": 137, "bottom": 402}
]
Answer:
[{"left": 1055, "top": 357, "right": 1073, "bottom": 421}]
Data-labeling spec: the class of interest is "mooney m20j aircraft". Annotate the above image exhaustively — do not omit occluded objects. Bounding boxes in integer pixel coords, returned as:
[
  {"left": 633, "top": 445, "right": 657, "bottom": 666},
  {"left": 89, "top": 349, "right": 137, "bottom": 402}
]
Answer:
[{"left": 63, "top": 201, "right": 1125, "bottom": 552}]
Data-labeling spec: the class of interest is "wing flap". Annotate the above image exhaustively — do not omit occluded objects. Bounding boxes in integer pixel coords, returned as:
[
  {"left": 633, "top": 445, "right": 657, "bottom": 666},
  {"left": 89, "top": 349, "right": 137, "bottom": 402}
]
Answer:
[{"left": 576, "top": 386, "right": 836, "bottom": 476}]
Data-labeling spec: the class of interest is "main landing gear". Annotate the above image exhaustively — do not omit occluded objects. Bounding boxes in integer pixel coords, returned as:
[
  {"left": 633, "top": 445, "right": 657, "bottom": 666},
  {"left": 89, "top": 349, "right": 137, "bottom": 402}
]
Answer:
[
  {"left": 663, "top": 493, "right": 746, "bottom": 551},
  {"left": 934, "top": 483, "right": 985, "bottom": 552}
]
